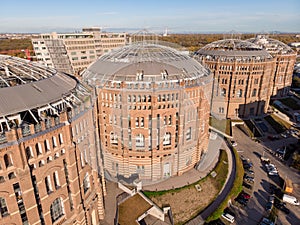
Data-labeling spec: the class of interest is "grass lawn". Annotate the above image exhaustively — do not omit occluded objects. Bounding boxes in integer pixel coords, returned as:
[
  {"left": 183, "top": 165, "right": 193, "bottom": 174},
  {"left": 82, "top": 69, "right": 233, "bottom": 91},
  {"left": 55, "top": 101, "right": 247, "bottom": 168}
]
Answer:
[
  {"left": 278, "top": 98, "right": 300, "bottom": 110},
  {"left": 210, "top": 117, "right": 232, "bottom": 136},
  {"left": 143, "top": 150, "right": 228, "bottom": 225},
  {"left": 206, "top": 147, "right": 244, "bottom": 222}
]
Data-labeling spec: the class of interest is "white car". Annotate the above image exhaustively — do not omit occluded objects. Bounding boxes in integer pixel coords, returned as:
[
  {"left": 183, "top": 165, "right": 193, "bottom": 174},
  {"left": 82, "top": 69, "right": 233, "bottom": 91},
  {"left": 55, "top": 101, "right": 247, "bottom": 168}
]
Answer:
[
  {"left": 231, "top": 141, "right": 237, "bottom": 147},
  {"left": 222, "top": 213, "right": 235, "bottom": 223}
]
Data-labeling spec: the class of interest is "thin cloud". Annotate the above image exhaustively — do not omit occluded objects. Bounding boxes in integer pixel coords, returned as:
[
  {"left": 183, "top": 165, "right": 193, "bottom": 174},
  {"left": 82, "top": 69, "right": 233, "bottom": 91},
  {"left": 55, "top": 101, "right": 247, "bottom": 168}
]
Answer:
[{"left": 97, "top": 12, "right": 118, "bottom": 16}]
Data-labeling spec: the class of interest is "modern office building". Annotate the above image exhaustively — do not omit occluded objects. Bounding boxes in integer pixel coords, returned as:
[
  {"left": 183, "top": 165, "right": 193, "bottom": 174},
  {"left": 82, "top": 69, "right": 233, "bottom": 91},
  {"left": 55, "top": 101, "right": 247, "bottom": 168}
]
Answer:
[
  {"left": 83, "top": 42, "right": 212, "bottom": 183},
  {"left": 194, "top": 39, "right": 275, "bottom": 119},
  {"left": 32, "top": 28, "right": 127, "bottom": 75},
  {"left": 248, "top": 35, "right": 296, "bottom": 97},
  {"left": 0, "top": 55, "right": 105, "bottom": 225}
]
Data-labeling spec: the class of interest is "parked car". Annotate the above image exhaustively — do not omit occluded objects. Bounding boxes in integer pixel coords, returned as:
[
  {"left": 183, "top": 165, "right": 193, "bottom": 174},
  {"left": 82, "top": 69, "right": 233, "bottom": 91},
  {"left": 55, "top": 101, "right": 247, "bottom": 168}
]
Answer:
[
  {"left": 244, "top": 177, "right": 254, "bottom": 184},
  {"left": 243, "top": 182, "right": 253, "bottom": 190},
  {"left": 231, "top": 141, "right": 237, "bottom": 146},
  {"left": 274, "top": 201, "right": 290, "bottom": 214},
  {"left": 265, "top": 201, "right": 273, "bottom": 212},
  {"left": 221, "top": 213, "right": 235, "bottom": 223},
  {"left": 268, "top": 195, "right": 275, "bottom": 204},
  {"left": 236, "top": 197, "right": 248, "bottom": 206},
  {"left": 245, "top": 169, "right": 254, "bottom": 175},
  {"left": 282, "top": 194, "right": 300, "bottom": 205},
  {"left": 240, "top": 192, "right": 251, "bottom": 199},
  {"left": 260, "top": 217, "right": 274, "bottom": 225}
]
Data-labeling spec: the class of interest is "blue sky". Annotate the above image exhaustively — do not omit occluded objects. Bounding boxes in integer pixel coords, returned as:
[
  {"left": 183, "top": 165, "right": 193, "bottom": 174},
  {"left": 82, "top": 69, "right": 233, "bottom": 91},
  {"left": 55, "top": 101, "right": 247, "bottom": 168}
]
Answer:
[{"left": 0, "top": 0, "right": 299, "bottom": 33}]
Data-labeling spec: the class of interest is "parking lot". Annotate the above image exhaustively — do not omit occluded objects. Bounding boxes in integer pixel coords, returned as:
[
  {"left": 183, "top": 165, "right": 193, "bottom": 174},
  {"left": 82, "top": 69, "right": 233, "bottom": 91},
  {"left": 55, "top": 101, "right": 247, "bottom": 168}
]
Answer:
[{"left": 230, "top": 127, "right": 300, "bottom": 225}]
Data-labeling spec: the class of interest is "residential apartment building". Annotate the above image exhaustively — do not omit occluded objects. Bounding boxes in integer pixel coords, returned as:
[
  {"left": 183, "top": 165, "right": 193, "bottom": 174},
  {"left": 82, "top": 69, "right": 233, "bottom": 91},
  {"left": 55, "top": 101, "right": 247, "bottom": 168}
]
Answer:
[
  {"left": 0, "top": 55, "right": 105, "bottom": 225},
  {"left": 32, "top": 28, "right": 127, "bottom": 75},
  {"left": 194, "top": 39, "right": 275, "bottom": 119},
  {"left": 83, "top": 43, "right": 212, "bottom": 183}
]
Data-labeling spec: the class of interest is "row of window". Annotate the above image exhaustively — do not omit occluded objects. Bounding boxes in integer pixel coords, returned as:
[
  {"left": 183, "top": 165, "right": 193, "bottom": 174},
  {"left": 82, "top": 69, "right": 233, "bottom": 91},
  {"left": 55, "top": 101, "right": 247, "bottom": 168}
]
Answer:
[
  {"left": 0, "top": 172, "right": 16, "bottom": 183},
  {"left": 25, "top": 134, "right": 64, "bottom": 160},
  {"left": 0, "top": 194, "right": 64, "bottom": 223},
  {"left": 220, "top": 78, "right": 259, "bottom": 85},
  {"left": 217, "top": 88, "right": 257, "bottom": 97}
]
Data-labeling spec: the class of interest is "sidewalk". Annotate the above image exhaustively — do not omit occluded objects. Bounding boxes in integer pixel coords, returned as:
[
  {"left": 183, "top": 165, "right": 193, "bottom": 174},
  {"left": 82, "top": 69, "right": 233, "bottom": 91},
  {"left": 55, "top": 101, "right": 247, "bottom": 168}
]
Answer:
[{"left": 143, "top": 136, "right": 227, "bottom": 191}]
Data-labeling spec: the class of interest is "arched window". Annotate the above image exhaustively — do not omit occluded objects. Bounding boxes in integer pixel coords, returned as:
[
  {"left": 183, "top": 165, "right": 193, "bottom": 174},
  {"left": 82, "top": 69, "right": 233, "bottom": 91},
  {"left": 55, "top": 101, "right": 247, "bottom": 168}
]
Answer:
[
  {"left": 59, "top": 133, "right": 64, "bottom": 145},
  {"left": 4, "top": 154, "right": 12, "bottom": 168},
  {"left": 50, "top": 198, "right": 64, "bottom": 223},
  {"left": 0, "top": 197, "right": 8, "bottom": 217},
  {"left": 163, "top": 132, "right": 171, "bottom": 146},
  {"left": 47, "top": 156, "right": 53, "bottom": 163},
  {"left": 39, "top": 160, "right": 45, "bottom": 167},
  {"left": 44, "top": 139, "right": 50, "bottom": 151},
  {"left": 0, "top": 176, "right": 5, "bottom": 183},
  {"left": 53, "top": 171, "right": 60, "bottom": 189},
  {"left": 136, "top": 134, "right": 145, "bottom": 148},
  {"left": 35, "top": 143, "right": 42, "bottom": 156},
  {"left": 83, "top": 173, "right": 90, "bottom": 193},
  {"left": 45, "top": 175, "right": 53, "bottom": 194},
  {"left": 52, "top": 136, "right": 57, "bottom": 148},
  {"left": 8, "top": 172, "right": 16, "bottom": 180},
  {"left": 25, "top": 147, "right": 33, "bottom": 160}
]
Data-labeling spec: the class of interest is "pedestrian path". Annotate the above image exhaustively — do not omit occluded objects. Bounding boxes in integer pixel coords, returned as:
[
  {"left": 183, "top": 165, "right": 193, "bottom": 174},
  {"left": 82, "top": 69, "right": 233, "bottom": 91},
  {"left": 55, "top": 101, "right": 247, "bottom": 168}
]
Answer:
[{"left": 143, "top": 136, "right": 226, "bottom": 191}]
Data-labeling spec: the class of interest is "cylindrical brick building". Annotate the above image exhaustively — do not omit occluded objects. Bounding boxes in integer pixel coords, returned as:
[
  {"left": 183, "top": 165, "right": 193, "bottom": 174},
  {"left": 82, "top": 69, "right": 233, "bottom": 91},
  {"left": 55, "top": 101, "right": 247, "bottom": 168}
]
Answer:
[
  {"left": 248, "top": 35, "right": 296, "bottom": 98},
  {"left": 194, "top": 39, "right": 274, "bottom": 119},
  {"left": 83, "top": 42, "right": 212, "bottom": 183},
  {"left": 0, "top": 55, "right": 104, "bottom": 225}
]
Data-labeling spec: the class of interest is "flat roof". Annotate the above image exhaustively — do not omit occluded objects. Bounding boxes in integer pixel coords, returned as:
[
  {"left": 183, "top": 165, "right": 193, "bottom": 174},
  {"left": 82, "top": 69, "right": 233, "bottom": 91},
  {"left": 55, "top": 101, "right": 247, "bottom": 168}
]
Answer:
[{"left": 118, "top": 193, "right": 152, "bottom": 225}]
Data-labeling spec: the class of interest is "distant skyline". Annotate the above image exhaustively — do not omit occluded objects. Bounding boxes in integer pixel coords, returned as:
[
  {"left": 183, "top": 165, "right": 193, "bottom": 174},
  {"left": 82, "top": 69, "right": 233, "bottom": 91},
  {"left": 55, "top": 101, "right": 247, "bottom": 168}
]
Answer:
[{"left": 0, "top": 0, "right": 299, "bottom": 33}]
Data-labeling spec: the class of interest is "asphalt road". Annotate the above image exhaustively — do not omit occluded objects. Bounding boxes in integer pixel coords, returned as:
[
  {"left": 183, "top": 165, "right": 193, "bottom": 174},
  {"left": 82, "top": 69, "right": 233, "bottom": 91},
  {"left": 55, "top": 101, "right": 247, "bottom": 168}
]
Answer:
[{"left": 232, "top": 126, "right": 300, "bottom": 225}]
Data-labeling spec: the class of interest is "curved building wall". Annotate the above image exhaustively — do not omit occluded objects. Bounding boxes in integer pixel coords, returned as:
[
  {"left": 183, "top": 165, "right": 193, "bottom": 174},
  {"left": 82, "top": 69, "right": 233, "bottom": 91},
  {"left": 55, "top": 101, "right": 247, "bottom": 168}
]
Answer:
[
  {"left": 248, "top": 35, "right": 297, "bottom": 98},
  {"left": 97, "top": 78, "right": 211, "bottom": 182},
  {"left": 0, "top": 56, "right": 104, "bottom": 225},
  {"left": 194, "top": 39, "right": 275, "bottom": 118},
  {"left": 83, "top": 43, "right": 212, "bottom": 183}
]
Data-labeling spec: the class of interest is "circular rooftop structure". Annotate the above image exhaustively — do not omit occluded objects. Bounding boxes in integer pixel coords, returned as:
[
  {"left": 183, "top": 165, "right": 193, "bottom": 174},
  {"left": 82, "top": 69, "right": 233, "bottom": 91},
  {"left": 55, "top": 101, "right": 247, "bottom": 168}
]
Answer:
[
  {"left": 195, "top": 39, "right": 272, "bottom": 60},
  {"left": 83, "top": 42, "right": 210, "bottom": 86},
  {"left": 0, "top": 55, "right": 80, "bottom": 117},
  {"left": 247, "top": 35, "right": 295, "bottom": 55}
]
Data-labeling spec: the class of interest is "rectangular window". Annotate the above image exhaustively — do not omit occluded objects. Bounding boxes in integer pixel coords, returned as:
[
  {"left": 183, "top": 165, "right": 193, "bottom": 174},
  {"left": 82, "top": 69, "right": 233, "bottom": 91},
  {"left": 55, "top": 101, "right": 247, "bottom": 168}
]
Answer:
[
  {"left": 186, "top": 127, "right": 192, "bottom": 140},
  {"left": 59, "top": 133, "right": 64, "bottom": 145},
  {"left": 0, "top": 197, "right": 8, "bottom": 217}
]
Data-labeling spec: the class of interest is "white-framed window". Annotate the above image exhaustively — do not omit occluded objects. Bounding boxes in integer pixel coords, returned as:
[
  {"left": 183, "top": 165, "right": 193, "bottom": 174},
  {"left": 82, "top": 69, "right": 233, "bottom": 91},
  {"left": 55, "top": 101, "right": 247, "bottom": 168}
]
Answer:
[
  {"left": 163, "top": 132, "right": 171, "bottom": 146},
  {"left": 110, "top": 132, "right": 118, "bottom": 145},
  {"left": 219, "top": 107, "right": 224, "bottom": 114},
  {"left": 50, "top": 198, "right": 64, "bottom": 223},
  {"left": 52, "top": 136, "right": 57, "bottom": 148},
  {"left": 59, "top": 133, "right": 64, "bottom": 145},
  {"left": 136, "top": 134, "right": 145, "bottom": 148}
]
